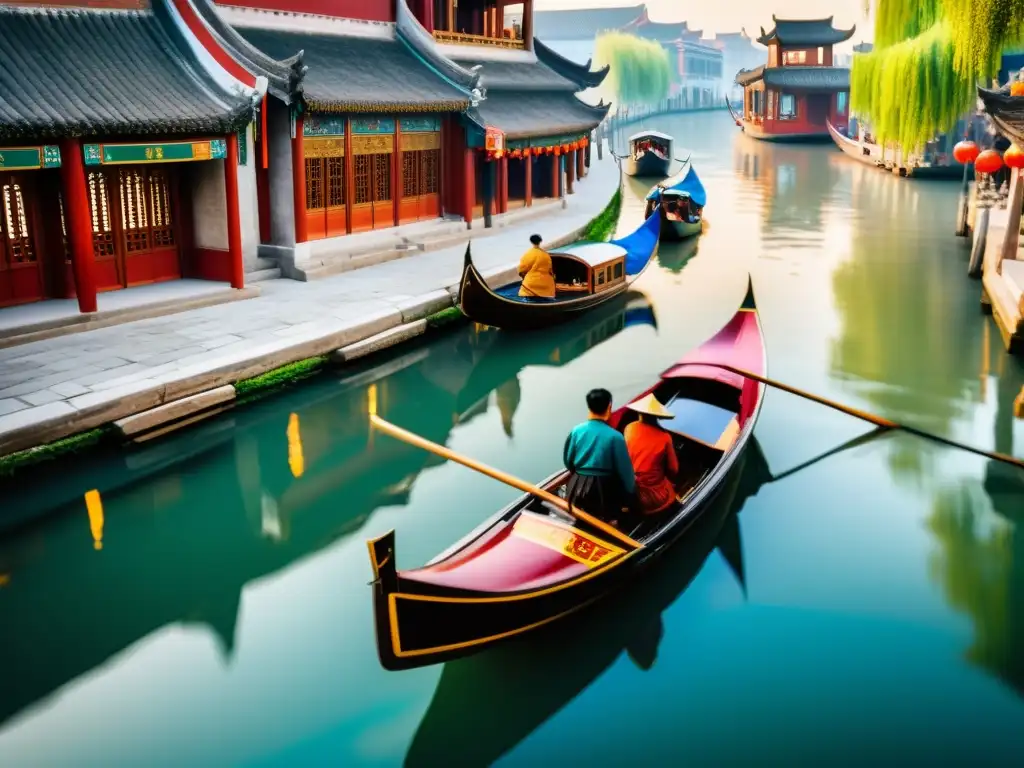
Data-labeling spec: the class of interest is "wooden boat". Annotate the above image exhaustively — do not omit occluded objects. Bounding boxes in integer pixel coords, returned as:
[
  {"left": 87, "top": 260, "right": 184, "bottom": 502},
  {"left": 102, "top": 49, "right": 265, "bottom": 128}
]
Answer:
[
  {"left": 457, "top": 211, "right": 661, "bottom": 331},
  {"left": 366, "top": 278, "right": 766, "bottom": 670},
  {"left": 725, "top": 95, "right": 743, "bottom": 126},
  {"left": 622, "top": 130, "right": 674, "bottom": 177},
  {"left": 827, "top": 119, "right": 967, "bottom": 179},
  {"left": 644, "top": 164, "right": 706, "bottom": 240}
]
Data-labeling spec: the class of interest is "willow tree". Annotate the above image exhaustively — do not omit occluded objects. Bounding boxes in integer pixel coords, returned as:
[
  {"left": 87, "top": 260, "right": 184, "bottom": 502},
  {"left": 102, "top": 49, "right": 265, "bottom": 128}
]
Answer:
[
  {"left": 593, "top": 32, "right": 672, "bottom": 106},
  {"left": 852, "top": 0, "right": 1024, "bottom": 150}
]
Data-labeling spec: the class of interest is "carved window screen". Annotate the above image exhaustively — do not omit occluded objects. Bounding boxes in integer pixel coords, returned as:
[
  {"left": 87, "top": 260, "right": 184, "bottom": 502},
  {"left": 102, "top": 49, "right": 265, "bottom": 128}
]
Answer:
[
  {"left": 354, "top": 155, "right": 371, "bottom": 204},
  {"left": 305, "top": 158, "right": 324, "bottom": 211},
  {"left": 402, "top": 152, "right": 418, "bottom": 198},
  {"left": 422, "top": 149, "right": 439, "bottom": 194},
  {"left": 373, "top": 154, "right": 390, "bottom": 202},
  {"left": 88, "top": 171, "right": 116, "bottom": 259},
  {"left": 119, "top": 168, "right": 150, "bottom": 253},
  {"left": 327, "top": 157, "right": 345, "bottom": 207},
  {"left": 148, "top": 169, "right": 175, "bottom": 248},
  {"left": 0, "top": 177, "right": 35, "bottom": 267}
]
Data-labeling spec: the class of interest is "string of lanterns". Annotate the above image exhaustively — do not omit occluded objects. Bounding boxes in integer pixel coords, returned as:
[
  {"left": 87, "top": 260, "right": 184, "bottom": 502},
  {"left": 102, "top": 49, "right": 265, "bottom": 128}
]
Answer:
[
  {"left": 484, "top": 136, "right": 589, "bottom": 162},
  {"left": 953, "top": 139, "right": 1024, "bottom": 175}
]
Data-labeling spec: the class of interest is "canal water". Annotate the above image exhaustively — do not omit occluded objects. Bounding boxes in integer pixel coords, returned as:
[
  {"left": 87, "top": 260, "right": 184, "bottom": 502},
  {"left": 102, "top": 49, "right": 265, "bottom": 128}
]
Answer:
[{"left": 2, "top": 111, "right": 1024, "bottom": 765}]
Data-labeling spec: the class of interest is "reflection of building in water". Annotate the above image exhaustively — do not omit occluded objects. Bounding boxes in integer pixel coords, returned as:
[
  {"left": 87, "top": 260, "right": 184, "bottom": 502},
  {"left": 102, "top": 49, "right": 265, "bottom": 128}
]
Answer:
[{"left": 926, "top": 474, "right": 1024, "bottom": 698}]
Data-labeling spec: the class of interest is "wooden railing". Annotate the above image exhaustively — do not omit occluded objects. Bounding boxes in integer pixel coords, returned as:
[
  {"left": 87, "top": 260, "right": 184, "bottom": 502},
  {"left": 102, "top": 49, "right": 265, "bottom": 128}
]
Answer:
[{"left": 432, "top": 30, "right": 525, "bottom": 49}]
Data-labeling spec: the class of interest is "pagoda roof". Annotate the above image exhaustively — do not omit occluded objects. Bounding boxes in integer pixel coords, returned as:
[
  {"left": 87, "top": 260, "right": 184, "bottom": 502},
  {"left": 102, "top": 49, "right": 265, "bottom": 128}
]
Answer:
[
  {"left": 763, "top": 66, "right": 850, "bottom": 90},
  {"left": 237, "top": 28, "right": 470, "bottom": 113},
  {"left": 0, "top": 4, "right": 256, "bottom": 141},
  {"left": 735, "top": 65, "right": 765, "bottom": 86},
  {"left": 533, "top": 5, "right": 646, "bottom": 41},
  {"left": 194, "top": 0, "right": 306, "bottom": 103},
  {"left": 467, "top": 90, "right": 609, "bottom": 140},
  {"left": 756, "top": 16, "right": 856, "bottom": 46},
  {"left": 534, "top": 38, "right": 610, "bottom": 90},
  {"left": 978, "top": 86, "right": 1024, "bottom": 147},
  {"left": 631, "top": 21, "right": 694, "bottom": 43},
  {"left": 852, "top": 41, "right": 873, "bottom": 53}
]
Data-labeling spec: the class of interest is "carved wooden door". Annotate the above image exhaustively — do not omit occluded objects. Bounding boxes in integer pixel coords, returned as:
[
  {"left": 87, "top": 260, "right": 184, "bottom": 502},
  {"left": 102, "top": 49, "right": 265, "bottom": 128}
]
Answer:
[
  {"left": 116, "top": 166, "right": 180, "bottom": 286},
  {"left": 0, "top": 172, "right": 44, "bottom": 306}
]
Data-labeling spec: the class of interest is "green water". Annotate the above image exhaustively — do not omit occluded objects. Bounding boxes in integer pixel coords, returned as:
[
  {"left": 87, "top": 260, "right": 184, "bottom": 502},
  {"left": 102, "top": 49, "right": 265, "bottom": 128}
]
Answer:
[{"left": 2, "top": 111, "right": 1024, "bottom": 765}]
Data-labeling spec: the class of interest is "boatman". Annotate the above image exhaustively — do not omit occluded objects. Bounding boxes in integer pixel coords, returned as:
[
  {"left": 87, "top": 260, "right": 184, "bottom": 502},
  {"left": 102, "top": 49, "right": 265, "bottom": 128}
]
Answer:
[
  {"left": 517, "top": 234, "right": 556, "bottom": 300},
  {"left": 563, "top": 388, "right": 637, "bottom": 525}
]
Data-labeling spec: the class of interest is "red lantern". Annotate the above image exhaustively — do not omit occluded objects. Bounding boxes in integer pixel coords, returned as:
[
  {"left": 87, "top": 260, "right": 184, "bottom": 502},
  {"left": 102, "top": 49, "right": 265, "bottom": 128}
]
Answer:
[
  {"left": 975, "top": 148, "right": 1004, "bottom": 175},
  {"left": 523, "top": 147, "right": 532, "bottom": 157},
  {"left": 1004, "top": 143, "right": 1024, "bottom": 169},
  {"left": 952, "top": 140, "right": 980, "bottom": 164}
]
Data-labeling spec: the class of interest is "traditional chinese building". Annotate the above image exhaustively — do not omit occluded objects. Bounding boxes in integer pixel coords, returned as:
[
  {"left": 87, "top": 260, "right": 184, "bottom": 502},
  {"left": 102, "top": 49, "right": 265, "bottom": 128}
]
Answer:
[
  {"left": 0, "top": 0, "right": 263, "bottom": 313},
  {"left": 710, "top": 30, "right": 766, "bottom": 102},
  {"left": 533, "top": 4, "right": 646, "bottom": 67},
  {"left": 734, "top": 16, "right": 854, "bottom": 141}
]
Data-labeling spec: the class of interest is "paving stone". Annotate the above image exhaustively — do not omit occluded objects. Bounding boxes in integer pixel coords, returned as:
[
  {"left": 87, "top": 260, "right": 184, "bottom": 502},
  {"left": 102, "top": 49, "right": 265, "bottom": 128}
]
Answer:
[
  {"left": 0, "top": 398, "right": 27, "bottom": 417},
  {"left": 50, "top": 381, "right": 91, "bottom": 398},
  {"left": 21, "top": 389, "right": 65, "bottom": 406}
]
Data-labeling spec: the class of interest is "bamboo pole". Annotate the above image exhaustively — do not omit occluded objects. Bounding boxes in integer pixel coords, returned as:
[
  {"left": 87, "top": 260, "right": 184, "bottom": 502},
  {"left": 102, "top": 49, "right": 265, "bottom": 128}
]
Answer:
[{"left": 369, "top": 414, "right": 642, "bottom": 549}]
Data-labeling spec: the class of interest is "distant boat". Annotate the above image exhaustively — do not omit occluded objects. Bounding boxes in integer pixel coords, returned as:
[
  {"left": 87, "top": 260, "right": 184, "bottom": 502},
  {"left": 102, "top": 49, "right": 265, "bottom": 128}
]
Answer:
[
  {"left": 827, "top": 119, "right": 967, "bottom": 179},
  {"left": 644, "top": 164, "right": 707, "bottom": 240},
  {"left": 621, "top": 131, "right": 674, "bottom": 177}
]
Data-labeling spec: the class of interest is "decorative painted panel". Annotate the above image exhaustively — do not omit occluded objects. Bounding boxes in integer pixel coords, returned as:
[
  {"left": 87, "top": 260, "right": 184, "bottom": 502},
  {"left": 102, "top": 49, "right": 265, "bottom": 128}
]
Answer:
[
  {"left": 304, "top": 138, "right": 346, "bottom": 158},
  {"left": 0, "top": 146, "right": 61, "bottom": 170},
  {"left": 304, "top": 116, "right": 347, "bottom": 137},
  {"left": 400, "top": 133, "right": 441, "bottom": 151},
  {"left": 351, "top": 118, "right": 396, "bottom": 135},
  {"left": 352, "top": 134, "right": 394, "bottom": 155},
  {"left": 399, "top": 117, "right": 441, "bottom": 133},
  {"left": 83, "top": 139, "right": 228, "bottom": 165}
]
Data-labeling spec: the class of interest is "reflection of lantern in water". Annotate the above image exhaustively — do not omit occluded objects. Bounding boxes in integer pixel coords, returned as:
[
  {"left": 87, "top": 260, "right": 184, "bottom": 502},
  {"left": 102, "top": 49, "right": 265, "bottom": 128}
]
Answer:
[
  {"left": 85, "top": 489, "right": 104, "bottom": 550},
  {"left": 287, "top": 413, "right": 304, "bottom": 478}
]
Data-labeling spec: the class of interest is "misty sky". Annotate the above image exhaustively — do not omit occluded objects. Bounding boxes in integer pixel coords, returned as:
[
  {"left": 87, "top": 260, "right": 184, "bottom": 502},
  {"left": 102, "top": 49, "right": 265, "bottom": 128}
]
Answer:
[{"left": 533, "top": 0, "right": 874, "bottom": 49}]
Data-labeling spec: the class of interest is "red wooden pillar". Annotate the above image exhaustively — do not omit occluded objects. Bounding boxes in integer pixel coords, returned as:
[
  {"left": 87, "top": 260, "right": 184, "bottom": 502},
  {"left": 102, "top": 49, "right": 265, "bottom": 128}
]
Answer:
[
  {"left": 499, "top": 155, "right": 508, "bottom": 213},
  {"left": 576, "top": 148, "right": 585, "bottom": 179},
  {"left": 524, "top": 155, "right": 533, "bottom": 207},
  {"left": 394, "top": 122, "right": 402, "bottom": 226},
  {"left": 256, "top": 96, "right": 271, "bottom": 243},
  {"left": 566, "top": 150, "right": 575, "bottom": 194},
  {"left": 522, "top": 0, "right": 533, "bottom": 49},
  {"left": 225, "top": 132, "right": 245, "bottom": 289},
  {"left": 463, "top": 147, "right": 475, "bottom": 228},
  {"left": 59, "top": 137, "right": 97, "bottom": 313},
  {"left": 551, "top": 153, "right": 559, "bottom": 197},
  {"left": 422, "top": 0, "right": 435, "bottom": 32},
  {"left": 344, "top": 117, "right": 354, "bottom": 234},
  {"left": 292, "top": 112, "right": 308, "bottom": 244}
]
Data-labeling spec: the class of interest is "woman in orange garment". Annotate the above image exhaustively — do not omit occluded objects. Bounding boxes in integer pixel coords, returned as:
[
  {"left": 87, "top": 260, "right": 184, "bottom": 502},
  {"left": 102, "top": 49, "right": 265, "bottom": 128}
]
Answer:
[{"left": 623, "top": 394, "right": 679, "bottom": 514}]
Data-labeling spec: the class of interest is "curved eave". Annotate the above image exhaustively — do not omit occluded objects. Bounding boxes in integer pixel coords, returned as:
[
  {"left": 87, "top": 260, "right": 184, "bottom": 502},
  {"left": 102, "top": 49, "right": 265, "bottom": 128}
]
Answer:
[
  {"left": 395, "top": 0, "right": 481, "bottom": 95},
  {"left": 735, "top": 65, "right": 765, "bottom": 86},
  {"left": 756, "top": 16, "right": 856, "bottom": 46},
  {"left": 978, "top": 86, "right": 1024, "bottom": 146},
  {"left": 192, "top": 0, "right": 306, "bottom": 102},
  {"left": 534, "top": 37, "right": 610, "bottom": 90}
]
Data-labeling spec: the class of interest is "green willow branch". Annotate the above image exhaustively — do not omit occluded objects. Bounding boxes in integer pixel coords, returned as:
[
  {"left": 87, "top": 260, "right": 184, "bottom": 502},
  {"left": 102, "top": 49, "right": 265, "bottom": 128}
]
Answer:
[{"left": 593, "top": 32, "right": 672, "bottom": 106}]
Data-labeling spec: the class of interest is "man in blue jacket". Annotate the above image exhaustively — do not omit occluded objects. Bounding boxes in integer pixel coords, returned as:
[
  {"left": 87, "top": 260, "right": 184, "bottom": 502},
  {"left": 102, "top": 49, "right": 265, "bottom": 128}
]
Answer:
[{"left": 563, "top": 388, "right": 637, "bottom": 525}]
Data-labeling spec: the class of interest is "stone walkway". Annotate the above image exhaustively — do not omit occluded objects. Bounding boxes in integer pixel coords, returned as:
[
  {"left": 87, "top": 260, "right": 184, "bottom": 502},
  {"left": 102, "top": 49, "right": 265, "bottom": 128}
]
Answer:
[{"left": 0, "top": 152, "right": 620, "bottom": 455}]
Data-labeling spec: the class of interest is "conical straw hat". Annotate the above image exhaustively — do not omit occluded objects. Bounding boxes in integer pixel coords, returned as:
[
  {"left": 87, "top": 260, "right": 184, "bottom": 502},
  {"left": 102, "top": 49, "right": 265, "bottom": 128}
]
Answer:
[{"left": 626, "top": 393, "right": 673, "bottom": 419}]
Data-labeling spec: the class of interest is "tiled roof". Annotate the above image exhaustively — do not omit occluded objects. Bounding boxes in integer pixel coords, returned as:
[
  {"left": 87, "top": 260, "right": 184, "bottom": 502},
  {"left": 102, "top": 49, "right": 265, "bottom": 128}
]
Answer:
[
  {"left": 0, "top": 4, "right": 255, "bottom": 141},
  {"left": 194, "top": 0, "right": 306, "bottom": 103},
  {"left": 534, "top": 38, "right": 610, "bottom": 90},
  {"left": 631, "top": 21, "right": 692, "bottom": 43},
  {"left": 533, "top": 5, "right": 646, "bottom": 41},
  {"left": 763, "top": 66, "right": 850, "bottom": 90},
  {"left": 735, "top": 65, "right": 765, "bottom": 86},
  {"left": 236, "top": 28, "right": 470, "bottom": 113},
  {"left": 757, "top": 16, "right": 856, "bottom": 47},
  {"left": 468, "top": 90, "right": 609, "bottom": 139},
  {"left": 452, "top": 57, "right": 579, "bottom": 92},
  {"left": 978, "top": 86, "right": 1024, "bottom": 147}
]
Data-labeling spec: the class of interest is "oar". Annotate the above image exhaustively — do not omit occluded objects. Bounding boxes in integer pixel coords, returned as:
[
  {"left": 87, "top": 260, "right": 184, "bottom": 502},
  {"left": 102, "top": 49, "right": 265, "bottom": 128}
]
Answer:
[
  {"left": 690, "top": 363, "right": 1024, "bottom": 471},
  {"left": 369, "top": 413, "right": 642, "bottom": 549}
]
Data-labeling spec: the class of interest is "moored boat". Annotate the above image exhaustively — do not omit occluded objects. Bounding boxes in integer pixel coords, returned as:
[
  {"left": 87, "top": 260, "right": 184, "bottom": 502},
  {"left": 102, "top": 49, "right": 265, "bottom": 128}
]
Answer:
[
  {"left": 456, "top": 211, "right": 661, "bottom": 331},
  {"left": 827, "top": 119, "right": 969, "bottom": 179},
  {"left": 644, "top": 164, "right": 707, "bottom": 240},
  {"left": 366, "top": 278, "right": 766, "bottom": 670},
  {"left": 621, "top": 131, "right": 674, "bottom": 177}
]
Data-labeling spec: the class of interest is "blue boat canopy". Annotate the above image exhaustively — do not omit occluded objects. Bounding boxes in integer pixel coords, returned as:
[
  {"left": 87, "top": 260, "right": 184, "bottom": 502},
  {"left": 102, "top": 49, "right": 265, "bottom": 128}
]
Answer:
[{"left": 646, "top": 164, "right": 707, "bottom": 209}]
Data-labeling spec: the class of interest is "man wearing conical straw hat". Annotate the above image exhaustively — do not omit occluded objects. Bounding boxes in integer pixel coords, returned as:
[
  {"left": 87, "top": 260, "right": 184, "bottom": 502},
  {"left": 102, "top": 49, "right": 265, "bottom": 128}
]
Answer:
[{"left": 623, "top": 393, "right": 680, "bottom": 515}]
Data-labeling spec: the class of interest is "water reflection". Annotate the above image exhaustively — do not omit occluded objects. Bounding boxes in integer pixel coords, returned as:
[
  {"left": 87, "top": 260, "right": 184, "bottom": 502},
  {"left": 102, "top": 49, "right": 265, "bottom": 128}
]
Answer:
[
  {"left": 0, "top": 291, "right": 656, "bottom": 731},
  {"left": 405, "top": 439, "right": 769, "bottom": 767},
  {"left": 927, "top": 466, "right": 1024, "bottom": 698}
]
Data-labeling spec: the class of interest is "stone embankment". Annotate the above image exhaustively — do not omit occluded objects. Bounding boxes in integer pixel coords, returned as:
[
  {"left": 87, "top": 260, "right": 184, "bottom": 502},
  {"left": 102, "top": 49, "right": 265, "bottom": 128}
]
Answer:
[{"left": 0, "top": 148, "right": 621, "bottom": 465}]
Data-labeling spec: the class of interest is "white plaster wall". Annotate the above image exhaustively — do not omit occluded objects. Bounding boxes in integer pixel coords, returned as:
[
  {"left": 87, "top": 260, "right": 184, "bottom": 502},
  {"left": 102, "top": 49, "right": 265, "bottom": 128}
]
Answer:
[
  {"left": 267, "top": 98, "right": 295, "bottom": 248},
  {"left": 236, "top": 126, "right": 265, "bottom": 271},
  {"left": 192, "top": 159, "right": 228, "bottom": 250}
]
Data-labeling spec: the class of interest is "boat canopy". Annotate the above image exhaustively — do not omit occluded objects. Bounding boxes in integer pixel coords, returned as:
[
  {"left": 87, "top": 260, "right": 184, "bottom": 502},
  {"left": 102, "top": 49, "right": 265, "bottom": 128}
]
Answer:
[
  {"left": 628, "top": 130, "right": 672, "bottom": 143},
  {"left": 551, "top": 241, "right": 625, "bottom": 267},
  {"left": 666, "top": 166, "right": 707, "bottom": 208},
  {"left": 610, "top": 210, "right": 661, "bottom": 276}
]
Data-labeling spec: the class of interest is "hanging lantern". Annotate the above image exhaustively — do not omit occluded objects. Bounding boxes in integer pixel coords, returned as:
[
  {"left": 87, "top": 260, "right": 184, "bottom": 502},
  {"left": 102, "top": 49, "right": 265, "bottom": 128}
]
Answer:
[
  {"left": 523, "top": 147, "right": 532, "bottom": 157},
  {"left": 1004, "top": 143, "right": 1024, "bottom": 169},
  {"left": 952, "top": 140, "right": 980, "bottom": 165},
  {"left": 1011, "top": 81, "right": 1024, "bottom": 97},
  {"left": 494, "top": 149, "right": 504, "bottom": 160},
  {"left": 975, "top": 148, "right": 1004, "bottom": 175}
]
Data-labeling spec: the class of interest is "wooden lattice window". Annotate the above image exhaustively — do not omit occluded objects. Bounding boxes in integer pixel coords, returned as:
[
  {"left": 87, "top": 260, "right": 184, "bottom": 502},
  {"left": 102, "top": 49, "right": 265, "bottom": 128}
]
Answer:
[
  {"left": 148, "top": 169, "right": 174, "bottom": 248},
  {"left": 88, "top": 171, "right": 115, "bottom": 258},
  {"left": 58, "top": 192, "right": 71, "bottom": 263},
  {"left": 373, "top": 154, "right": 390, "bottom": 202},
  {"left": 119, "top": 168, "right": 151, "bottom": 253},
  {"left": 402, "top": 152, "right": 418, "bottom": 198},
  {"left": 354, "top": 155, "right": 371, "bottom": 204},
  {"left": 421, "top": 149, "right": 439, "bottom": 194},
  {"left": 305, "top": 157, "right": 324, "bottom": 210},
  {"left": 0, "top": 178, "right": 36, "bottom": 267},
  {"left": 327, "top": 157, "right": 345, "bottom": 207}
]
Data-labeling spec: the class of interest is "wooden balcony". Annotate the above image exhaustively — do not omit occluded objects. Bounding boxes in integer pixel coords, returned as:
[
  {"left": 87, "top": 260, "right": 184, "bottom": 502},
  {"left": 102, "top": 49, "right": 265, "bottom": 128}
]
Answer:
[{"left": 432, "top": 30, "right": 525, "bottom": 49}]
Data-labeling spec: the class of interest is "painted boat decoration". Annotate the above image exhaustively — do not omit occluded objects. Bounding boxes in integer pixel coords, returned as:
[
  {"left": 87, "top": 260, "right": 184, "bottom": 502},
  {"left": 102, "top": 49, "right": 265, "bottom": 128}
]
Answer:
[
  {"left": 621, "top": 131, "right": 674, "bottom": 177},
  {"left": 644, "top": 164, "right": 706, "bottom": 240},
  {"left": 457, "top": 211, "right": 661, "bottom": 331},
  {"left": 366, "top": 278, "right": 766, "bottom": 670},
  {"left": 826, "top": 119, "right": 968, "bottom": 179}
]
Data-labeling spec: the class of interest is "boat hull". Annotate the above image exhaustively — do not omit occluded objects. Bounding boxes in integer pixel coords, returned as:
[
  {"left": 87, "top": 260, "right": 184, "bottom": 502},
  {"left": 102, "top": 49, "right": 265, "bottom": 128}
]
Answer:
[
  {"left": 827, "top": 120, "right": 967, "bottom": 179},
  {"left": 665, "top": 218, "right": 702, "bottom": 240},
  {"left": 741, "top": 121, "right": 831, "bottom": 143},
  {"left": 623, "top": 152, "right": 672, "bottom": 178}
]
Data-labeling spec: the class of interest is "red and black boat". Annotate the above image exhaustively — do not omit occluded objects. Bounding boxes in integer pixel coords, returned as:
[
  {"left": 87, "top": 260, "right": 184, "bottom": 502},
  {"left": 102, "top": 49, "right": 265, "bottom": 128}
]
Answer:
[{"left": 366, "top": 277, "right": 766, "bottom": 670}]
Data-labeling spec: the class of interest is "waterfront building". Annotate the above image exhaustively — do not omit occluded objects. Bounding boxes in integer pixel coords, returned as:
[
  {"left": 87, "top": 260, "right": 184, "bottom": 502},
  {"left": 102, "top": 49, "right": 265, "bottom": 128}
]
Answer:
[
  {"left": 735, "top": 16, "right": 855, "bottom": 141},
  {"left": 0, "top": 0, "right": 608, "bottom": 311},
  {"left": 533, "top": 4, "right": 646, "bottom": 67},
  {"left": 710, "top": 30, "right": 767, "bottom": 103}
]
